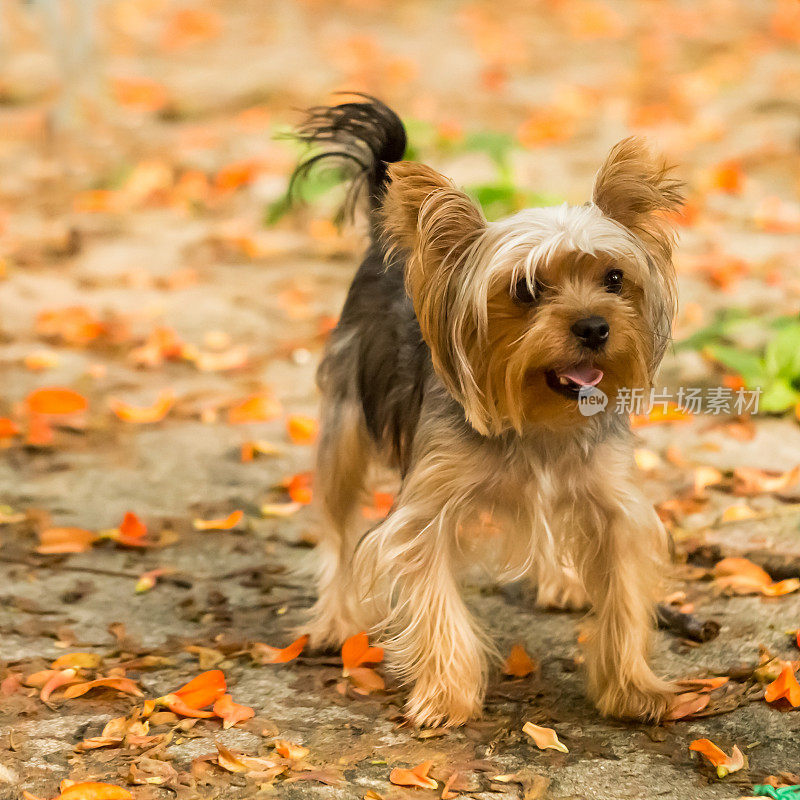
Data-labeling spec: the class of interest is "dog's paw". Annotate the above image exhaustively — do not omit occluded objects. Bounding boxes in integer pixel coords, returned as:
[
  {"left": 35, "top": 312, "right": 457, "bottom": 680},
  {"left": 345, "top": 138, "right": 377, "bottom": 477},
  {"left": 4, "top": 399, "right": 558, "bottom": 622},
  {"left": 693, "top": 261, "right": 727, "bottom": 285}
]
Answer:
[
  {"left": 535, "top": 570, "right": 590, "bottom": 611},
  {"left": 404, "top": 682, "right": 483, "bottom": 728},
  {"left": 593, "top": 676, "right": 674, "bottom": 723}
]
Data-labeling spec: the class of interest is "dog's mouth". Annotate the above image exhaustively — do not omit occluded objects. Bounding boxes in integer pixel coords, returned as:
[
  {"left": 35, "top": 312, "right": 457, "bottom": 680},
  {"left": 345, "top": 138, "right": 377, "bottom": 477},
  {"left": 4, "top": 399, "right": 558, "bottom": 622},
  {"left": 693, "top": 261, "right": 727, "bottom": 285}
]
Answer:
[{"left": 544, "top": 365, "right": 604, "bottom": 399}]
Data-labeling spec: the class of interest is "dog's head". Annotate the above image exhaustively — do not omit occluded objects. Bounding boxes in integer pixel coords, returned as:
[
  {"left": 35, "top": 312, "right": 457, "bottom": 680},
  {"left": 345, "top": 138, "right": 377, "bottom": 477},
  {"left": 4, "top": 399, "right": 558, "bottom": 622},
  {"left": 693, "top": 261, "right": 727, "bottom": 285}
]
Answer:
[{"left": 381, "top": 139, "right": 684, "bottom": 435}]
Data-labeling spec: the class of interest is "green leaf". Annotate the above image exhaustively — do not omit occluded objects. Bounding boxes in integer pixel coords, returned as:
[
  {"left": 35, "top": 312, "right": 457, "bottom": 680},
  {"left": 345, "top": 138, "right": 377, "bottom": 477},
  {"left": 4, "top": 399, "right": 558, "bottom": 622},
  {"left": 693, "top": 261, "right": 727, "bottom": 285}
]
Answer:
[
  {"left": 764, "top": 323, "right": 800, "bottom": 379},
  {"left": 759, "top": 380, "right": 800, "bottom": 413},
  {"left": 463, "top": 131, "right": 516, "bottom": 168},
  {"left": 703, "top": 345, "right": 765, "bottom": 387}
]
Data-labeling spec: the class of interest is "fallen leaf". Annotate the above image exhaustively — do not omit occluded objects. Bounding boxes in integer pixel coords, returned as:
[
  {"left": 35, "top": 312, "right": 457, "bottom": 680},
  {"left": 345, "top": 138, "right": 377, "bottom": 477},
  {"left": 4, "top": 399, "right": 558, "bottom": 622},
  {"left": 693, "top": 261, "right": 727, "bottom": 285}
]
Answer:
[
  {"left": 347, "top": 666, "right": 385, "bottom": 694},
  {"left": 274, "top": 740, "right": 310, "bottom": 760},
  {"left": 713, "top": 557, "right": 799, "bottom": 597},
  {"left": 342, "top": 632, "right": 384, "bottom": 672},
  {"left": 63, "top": 677, "right": 143, "bottom": 699},
  {"left": 285, "top": 472, "right": 313, "bottom": 504},
  {"left": 241, "top": 439, "right": 282, "bottom": 462},
  {"left": 522, "top": 721, "right": 569, "bottom": 753},
  {"left": 260, "top": 501, "right": 302, "bottom": 518},
  {"left": 389, "top": 760, "right": 438, "bottom": 790},
  {"left": 109, "top": 391, "right": 174, "bottom": 423},
  {"left": 764, "top": 663, "right": 800, "bottom": 707},
  {"left": 58, "top": 783, "right": 133, "bottom": 800},
  {"left": 720, "top": 504, "right": 757, "bottom": 523},
  {"left": 40, "top": 668, "right": 78, "bottom": 702},
  {"left": 120, "top": 511, "right": 147, "bottom": 541},
  {"left": 51, "top": 653, "right": 102, "bottom": 670},
  {"left": 676, "top": 677, "right": 729, "bottom": 692},
  {"left": 733, "top": 465, "right": 800, "bottom": 496},
  {"left": 251, "top": 634, "right": 308, "bottom": 664},
  {"left": 36, "top": 527, "right": 96, "bottom": 554},
  {"left": 0, "top": 418, "right": 20, "bottom": 437},
  {"left": 215, "top": 743, "right": 285, "bottom": 778},
  {"left": 666, "top": 691, "right": 710, "bottom": 720},
  {"left": 689, "top": 739, "right": 747, "bottom": 778},
  {"left": 441, "top": 771, "right": 461, "bottom": 799},
  {"left": 213, "top": 693, "right": 255, "bottom": 728},
  {"left": 193, "top": 510, "right": 244, "bottom": 531},
  {"left": 228, "top": 393, "right": 282, "bottom": 423},
  {"left": 26, "top": 387, "right": 88, "bottom": 416},
  {"left": 135, "top": 568, "right": 170, "bottom": 593},
  {"left": 503, "top": 644, "right": 537, "bottom": 678},
  {"left": 157, "top": 669, "right": 226, "bottom": 716},
  {"left": 286, "top": 414, "right": 319, "bottom": 444},
  {"left": 112, "top": 75, "right": 169, "bottom": 113}
]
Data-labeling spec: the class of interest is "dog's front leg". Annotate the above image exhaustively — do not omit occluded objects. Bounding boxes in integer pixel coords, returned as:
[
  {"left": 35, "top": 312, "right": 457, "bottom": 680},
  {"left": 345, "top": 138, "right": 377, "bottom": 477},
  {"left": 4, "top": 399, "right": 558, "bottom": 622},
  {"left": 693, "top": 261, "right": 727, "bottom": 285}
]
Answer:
[
  {"left": 568, "top": 456, "right": 674, "bottom": 722},
  {"left": 354, "top": 457, "right": 488, "bottom": 727}
]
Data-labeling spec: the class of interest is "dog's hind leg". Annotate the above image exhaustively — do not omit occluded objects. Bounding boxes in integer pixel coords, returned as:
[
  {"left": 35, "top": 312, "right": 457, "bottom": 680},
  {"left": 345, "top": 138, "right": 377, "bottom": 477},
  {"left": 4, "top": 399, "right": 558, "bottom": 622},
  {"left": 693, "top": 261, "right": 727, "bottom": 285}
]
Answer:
[{"left": 305, "top": 395, "right": 373, "bottom": 649}]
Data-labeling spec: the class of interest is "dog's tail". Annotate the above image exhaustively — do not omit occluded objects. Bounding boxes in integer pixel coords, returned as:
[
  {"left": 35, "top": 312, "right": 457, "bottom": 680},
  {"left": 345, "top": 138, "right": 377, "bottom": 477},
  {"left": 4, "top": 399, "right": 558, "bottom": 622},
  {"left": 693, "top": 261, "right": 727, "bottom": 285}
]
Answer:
[{"left": 288, "top": 94, "right": 407, "bottom": 223}]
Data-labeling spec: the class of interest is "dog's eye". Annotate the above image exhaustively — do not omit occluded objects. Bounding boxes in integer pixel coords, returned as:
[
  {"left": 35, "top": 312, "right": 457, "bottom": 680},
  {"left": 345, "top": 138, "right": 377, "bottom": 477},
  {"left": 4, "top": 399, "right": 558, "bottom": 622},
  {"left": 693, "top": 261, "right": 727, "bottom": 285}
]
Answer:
[
  {"left": 512, "top": 278, "right": 540, "bottom": 305},
  {"left": 604, "top": 269, "right": 624, "bottom": 294}
]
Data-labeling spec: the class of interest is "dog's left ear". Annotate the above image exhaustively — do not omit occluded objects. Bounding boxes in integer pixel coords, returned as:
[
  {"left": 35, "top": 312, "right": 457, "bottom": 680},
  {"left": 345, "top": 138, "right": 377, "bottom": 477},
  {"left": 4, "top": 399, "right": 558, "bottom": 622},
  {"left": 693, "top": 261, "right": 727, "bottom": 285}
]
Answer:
[{"left": 592, "top": 137, "right": 684, "bottom": 263}]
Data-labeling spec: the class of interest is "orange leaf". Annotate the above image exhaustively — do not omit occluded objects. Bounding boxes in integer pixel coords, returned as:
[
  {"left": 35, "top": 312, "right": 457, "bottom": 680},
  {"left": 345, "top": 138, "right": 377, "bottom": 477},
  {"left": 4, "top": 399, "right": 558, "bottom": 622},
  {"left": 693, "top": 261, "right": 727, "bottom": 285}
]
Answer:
[
  {"left": 675, "top": 676, "right": 729, "bottom": 693},
  {"left": 764, "top": 663, "right": 800, "bottom": 707},
  {"left": 63, "top": 677, "right": 143, "bottom": 699},
  {"left": 228, "top": 393, "right": 282, "bottom": 424},
  {"left": 40, "top": 668, "right": 78, "bottom": 702},
  {"left": 26, "top": 387, "right": 88, "bottom": 416},
  {"left": 630, "top": 402, "right": 692, "bottom": 428},
  {"left": 57, "top": 783, "right": 133, "bottom": 800},
  {"left": 441, "top": 771, "right": 461, "bottom": 800},
  {"left": 36, "top": 306, "right": 104, "bottom": 344},
  {"left": 522, "top": 721, "right": 569, "bottom": 753},
  {"left": 251, "top": 634, "right": 308, "bottom": 664},
  {"left": 159, "top": 694, "right": 216, "bottom": 718},
  {"left": 213, "top": 693, "right": 255, "bottom": 728},
  {"left": 713, "top": 557, "right": 772, "bottom": 594},
  {"left": 709, "top": 160, "right": 744, "bottom": 194},
  {"left": 27, "top": 414, "right": 54, "bottom": 446},
  {"left": 347, "top": 666, "right": 385, "bottom": 694},
  {"left": 51, "top": 653, "right": 101, "bottom": 670},
  {"left": 761, "top": 578, "right": 800, "bottom": 597},
  {"left": 689, "top": 739, "right": 746, "bottom": 777},
  {"left": 112, "top": 76, "right": 169, "bottom": 113},
  {"left": 215, "top": 160, "right": 260, "bottom": 193},
  {"left": 666, "top": 691, "right": 710, "bottom": 720},
  {"left": 193, "top": 510, "right": 244, "bottom": 531},
  {"left": 0, "top": 417, "right": 20, "bottom": 437},
  {"left": 274, "top": 740, "right": 310, "bottom": 760},
  {"left": 733, "top": 465, "right": 800, "bottom": 496},
  {"left": 502, "top": 644, "right": 537, "bottom": 678},
  {"left": 172, "top": 669, "right": 227, "bottom": 709},
  {"left": 109, "top": 390, "right": 174, "bottom": 423},
  {"left": 120, "top": 511, "right": 147, "bottom": 541},
  {"left": 286, "top": 415, "right": 319, "bottom": 445},
  {"left": 37, "top": 527, "right": 96, "bottom": 554},
  {"left": 341, "top": 632, "right": 384, "bottom": 672},
  {"left": 389, "top": 760, "right": 438, "bottom": 790},
  {"left": 286, "top": 472, "right": 313, "bottom": 505},
  {"left": 260, "top": 501, "right": 302, "bottom": 518}
]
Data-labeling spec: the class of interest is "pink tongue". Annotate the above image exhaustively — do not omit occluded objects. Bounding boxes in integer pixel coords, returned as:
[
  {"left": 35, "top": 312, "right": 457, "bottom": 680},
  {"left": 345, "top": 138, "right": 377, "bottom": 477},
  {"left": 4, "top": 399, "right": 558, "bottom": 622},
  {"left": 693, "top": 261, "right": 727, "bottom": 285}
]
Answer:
[{"left": 558, "top": 366, "right": 603, "bottom": 387}]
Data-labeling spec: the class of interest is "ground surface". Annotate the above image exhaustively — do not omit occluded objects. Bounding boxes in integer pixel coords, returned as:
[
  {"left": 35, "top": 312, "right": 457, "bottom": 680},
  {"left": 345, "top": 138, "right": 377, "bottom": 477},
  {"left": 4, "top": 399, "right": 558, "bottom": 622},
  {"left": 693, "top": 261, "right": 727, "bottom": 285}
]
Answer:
[{"left": 2, "top": 1, "right": 800, "bottom": 799}]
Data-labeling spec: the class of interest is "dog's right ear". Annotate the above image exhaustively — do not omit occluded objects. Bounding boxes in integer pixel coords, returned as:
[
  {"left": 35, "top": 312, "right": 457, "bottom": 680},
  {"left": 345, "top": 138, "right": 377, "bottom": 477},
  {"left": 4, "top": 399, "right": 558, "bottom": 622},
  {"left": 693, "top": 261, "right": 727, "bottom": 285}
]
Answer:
[{"left": 380, "top": 160, "right": 486, "bottom": 353}]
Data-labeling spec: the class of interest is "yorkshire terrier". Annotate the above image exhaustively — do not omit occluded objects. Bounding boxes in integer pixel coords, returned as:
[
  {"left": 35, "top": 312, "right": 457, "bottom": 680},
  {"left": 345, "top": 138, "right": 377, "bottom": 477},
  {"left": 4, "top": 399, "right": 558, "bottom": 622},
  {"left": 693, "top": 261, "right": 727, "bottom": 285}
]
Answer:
[{"left": 289, "top": 96, "right": 684, "bottom": 727}]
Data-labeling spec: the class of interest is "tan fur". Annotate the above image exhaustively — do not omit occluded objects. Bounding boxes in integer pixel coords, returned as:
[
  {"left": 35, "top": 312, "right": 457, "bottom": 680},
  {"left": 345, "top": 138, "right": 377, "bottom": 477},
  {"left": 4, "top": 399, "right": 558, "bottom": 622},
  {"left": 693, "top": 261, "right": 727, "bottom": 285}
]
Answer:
[{"left": 309, "top": 139, "right": 684, "bottom": 727}]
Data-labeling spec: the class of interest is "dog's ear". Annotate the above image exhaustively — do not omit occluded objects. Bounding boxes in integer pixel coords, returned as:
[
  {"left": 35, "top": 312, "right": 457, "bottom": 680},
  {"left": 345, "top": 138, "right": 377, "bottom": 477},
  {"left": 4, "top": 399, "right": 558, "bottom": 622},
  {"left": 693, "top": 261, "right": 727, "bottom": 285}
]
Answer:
[
  {"left": 594, "top": 138, "right": 684, "bottom": 375},
  {"left": 381, "top": 162, "right": 486, "bottom": 400},
  {"left": 592, "top": 137, "right": 684, "bottom": 263}
]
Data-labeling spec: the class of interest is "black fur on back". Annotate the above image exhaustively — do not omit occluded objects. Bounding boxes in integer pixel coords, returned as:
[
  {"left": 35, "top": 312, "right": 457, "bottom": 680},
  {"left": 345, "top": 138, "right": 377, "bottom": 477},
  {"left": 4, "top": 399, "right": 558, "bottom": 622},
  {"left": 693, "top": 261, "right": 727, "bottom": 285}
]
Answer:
[{"left": 294, "top": 96, "right": 431, "bottom": 474}]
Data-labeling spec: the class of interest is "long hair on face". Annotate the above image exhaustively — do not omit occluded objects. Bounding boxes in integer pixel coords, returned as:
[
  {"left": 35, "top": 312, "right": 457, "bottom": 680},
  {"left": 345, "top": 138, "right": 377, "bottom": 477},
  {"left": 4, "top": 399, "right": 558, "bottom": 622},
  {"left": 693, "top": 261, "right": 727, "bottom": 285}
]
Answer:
[{"left": 380, "top": 141, "right": 683, "bottom": 436}]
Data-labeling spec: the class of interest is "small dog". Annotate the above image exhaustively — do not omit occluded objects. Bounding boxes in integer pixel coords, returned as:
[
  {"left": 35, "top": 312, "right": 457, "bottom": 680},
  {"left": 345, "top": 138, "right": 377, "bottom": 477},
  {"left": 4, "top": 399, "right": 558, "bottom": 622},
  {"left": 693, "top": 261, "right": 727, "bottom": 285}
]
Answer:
[{"left": 290, "top": 96, "right": 684, "bottom": 727}]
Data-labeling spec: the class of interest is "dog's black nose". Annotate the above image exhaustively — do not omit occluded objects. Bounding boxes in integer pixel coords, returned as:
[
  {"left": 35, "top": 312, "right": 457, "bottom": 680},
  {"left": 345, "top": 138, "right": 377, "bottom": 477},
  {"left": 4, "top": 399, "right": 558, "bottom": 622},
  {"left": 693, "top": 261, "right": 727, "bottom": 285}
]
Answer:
[{"left": 571, "top": 316, "right": 609, "bottom": 350}]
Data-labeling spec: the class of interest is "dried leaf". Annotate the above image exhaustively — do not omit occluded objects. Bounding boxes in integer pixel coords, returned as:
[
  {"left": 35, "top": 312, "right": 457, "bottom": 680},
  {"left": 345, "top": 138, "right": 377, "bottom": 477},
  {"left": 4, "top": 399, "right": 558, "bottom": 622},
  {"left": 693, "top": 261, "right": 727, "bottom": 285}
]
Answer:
[
  {"left": 51, "top": 653, "right": 101, "bottom": 670},
  {"left": 260, "top": 501, "right": 302, "bottom": 518},
  {"left": 389, "top": 760, "right": 438, "bottom": 790},
  {"left": 26, "top": 387, "right": 88, "bottom": 416},
  {"left": 251, "top": 634, "right": 308, "bottom": 664},
  {"left": 40, "top": 668, "right": 78, "bottom": 701},
  {"left": 36, "top": 527, "right": 96, "bottom": 554},
  {"left": 348, "top": 666, "right": 385, "bottom": 694},
  {"left": 733, "top": 465, "right": 800, "bottom": 496},
  {"left": 193, "top": 510, "right": 244, "bottom": 531},
  {"left": 503, "top": 644, "right": 537, "bottom": 678},
  {"left": 63, "top": 677, "right": 143, "bottom": 699},
  {"left": 157, "top": 669, "right": 227, "bottom": 715},
  {"left": 213, "top": 693, "right": 255, "bottom": 728},
  {"left": 109, "top": 391, "right": 174, "bottom": 423},
  {"left": 274, "top": 740, "right": 309, "bottom": 760},
  {"left": 522, "top": 722, "right": 569, "bottom": 753},
  {"left": 286, "top": 414, "right": 319, "bottom": 444},
  {"left": 666, "top": 691, "right": 710, "bottom": 720},
  {"left": 215, "top": 743, "right": 284, "bottom": 778},
  {"left": 285, "top": 472, "right": 313, "bottom": 504},
  {"left": 228, "top": 393, "right": 282, "bottom": 424}
]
